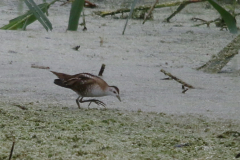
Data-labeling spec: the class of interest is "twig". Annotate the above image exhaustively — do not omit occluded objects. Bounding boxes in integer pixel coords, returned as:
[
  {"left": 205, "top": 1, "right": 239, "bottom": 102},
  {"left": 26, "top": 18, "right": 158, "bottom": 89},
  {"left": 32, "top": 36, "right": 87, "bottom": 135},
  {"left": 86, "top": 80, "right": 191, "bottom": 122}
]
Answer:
[
  {"left": 142, "top": 0, "right": 159, "bottom": 24},
  {"left": 164, "top": 0, "right": 205, "bottom": 22},
  {"left": 14, "top": 104, "right": 28, "bottom": 110},
  {"left": 98, "top": 64, "right": 105, "bottom": 76},
  {"left": 84, "top": 0, "right": 97, "bottom": 8},
  {"left": 95, "top": 1, "right": 188, "bottom": 17},
  {"left": 192, "top": 17, "right": 220, "bottom": 27},
  {"left": 160, "top": 69, "right": 194, "bottom": 89},
  {"left": 9, "top": 141, "right": 15, "bottom": 160},
  {"left": 161, "top": 77, "right": 172, "bottom": 80},
  {"left": 82, "top": 9, "right": 87, "bottom": 31},
  {"left": 182, "top": 88, "right": 188, "bottom": 93},
  {"left": 193, "top": 17, "right": 228, "bottom": 31},
  {"left": 31, "top": 64, "right": 50, "bottom": 70},
  {"left": 182, "top": 85, "right": 185, "bottom": 90},
  {"left": 191, "top": 17, "right": 208, "bottom": 22}
]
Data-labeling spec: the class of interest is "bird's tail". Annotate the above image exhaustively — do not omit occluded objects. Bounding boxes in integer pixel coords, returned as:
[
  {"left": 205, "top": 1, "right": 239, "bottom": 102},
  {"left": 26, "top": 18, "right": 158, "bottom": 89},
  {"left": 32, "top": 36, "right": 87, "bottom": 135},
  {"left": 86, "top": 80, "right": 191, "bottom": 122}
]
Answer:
[{"left": 51, "top": 71, "right": 72, "bottom": 80}]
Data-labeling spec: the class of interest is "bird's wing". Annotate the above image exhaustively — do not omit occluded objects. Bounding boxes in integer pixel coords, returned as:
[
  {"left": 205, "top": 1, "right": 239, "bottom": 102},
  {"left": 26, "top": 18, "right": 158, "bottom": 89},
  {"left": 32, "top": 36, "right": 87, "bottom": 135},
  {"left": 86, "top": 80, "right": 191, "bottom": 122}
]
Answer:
[
  {"left": 78, "top": 73, "right": 108, "bottom": 90},
  {"left": 64, "top": 73, "right": 96, "bottom": 87}
]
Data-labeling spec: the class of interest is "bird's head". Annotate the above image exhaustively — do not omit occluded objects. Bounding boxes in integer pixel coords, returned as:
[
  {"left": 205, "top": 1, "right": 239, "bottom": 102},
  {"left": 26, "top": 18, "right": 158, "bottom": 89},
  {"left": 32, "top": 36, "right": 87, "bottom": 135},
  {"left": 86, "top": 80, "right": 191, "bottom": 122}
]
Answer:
[{"left": 108, "top": 86, "right": 121, "bottom": 102}]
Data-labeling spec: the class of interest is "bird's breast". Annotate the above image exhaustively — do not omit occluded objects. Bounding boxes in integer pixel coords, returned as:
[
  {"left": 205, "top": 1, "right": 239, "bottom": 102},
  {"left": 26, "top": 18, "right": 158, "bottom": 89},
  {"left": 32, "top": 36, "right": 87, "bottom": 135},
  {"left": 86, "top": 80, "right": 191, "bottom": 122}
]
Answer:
[{"left": 82, "top": 85, "right": 107, "bottom": 97}]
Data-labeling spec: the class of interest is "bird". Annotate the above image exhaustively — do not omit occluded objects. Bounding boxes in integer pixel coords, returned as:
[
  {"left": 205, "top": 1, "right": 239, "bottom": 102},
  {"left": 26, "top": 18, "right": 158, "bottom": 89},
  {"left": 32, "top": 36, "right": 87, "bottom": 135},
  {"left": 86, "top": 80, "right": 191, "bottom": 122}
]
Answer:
[{"left": 51, "top": 71, "right": 121, "bottom": 109}]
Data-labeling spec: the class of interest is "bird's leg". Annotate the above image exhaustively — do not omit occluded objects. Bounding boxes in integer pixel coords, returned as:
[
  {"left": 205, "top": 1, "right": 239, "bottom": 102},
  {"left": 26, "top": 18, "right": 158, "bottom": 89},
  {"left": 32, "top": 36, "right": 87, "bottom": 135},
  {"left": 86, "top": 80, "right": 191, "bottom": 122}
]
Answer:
[
  {"left": 79, "top": 97, "right": 106, "bottom": 108},
  {"left": 76, "top": 96, "right": 81, "bottom": 109},
  {"left": 88, "top": 102, "right": 92, "bottom": 109}
]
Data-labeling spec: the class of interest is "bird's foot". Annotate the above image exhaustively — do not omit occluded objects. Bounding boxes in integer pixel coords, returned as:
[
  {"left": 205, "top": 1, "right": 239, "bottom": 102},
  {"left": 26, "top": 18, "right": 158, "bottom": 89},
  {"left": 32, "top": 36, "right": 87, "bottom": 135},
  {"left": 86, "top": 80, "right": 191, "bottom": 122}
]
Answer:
[{"left": 87, "top": 99, "right": 106, "bottom": 109}]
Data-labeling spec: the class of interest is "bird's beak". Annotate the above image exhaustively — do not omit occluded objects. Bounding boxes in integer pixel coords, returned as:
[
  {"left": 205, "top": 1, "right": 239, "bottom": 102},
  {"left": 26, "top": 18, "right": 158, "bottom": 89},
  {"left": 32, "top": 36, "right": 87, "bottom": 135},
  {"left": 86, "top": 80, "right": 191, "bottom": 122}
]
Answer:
[{"left": 116, "top": 95, "right": 121, "bottom": 102}]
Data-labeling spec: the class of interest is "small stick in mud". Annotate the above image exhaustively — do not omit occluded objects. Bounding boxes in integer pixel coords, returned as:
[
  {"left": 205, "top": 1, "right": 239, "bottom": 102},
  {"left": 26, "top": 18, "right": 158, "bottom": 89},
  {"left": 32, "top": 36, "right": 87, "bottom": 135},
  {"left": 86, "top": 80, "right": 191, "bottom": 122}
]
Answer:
[
  {"left": 98, "top": 64, "right": 106, "bottom": 76},
  {"left": 143, "top": 0, "right": 159, "bottom": 24},
  {"left": 14, "top": 104, "right": 28, "bottom": 110},
  {"left": 160, "top": 69, "right": 194, "bottom": 89},
  {"left": 95, "top": 0, "right": 193, "bottom": 17},
  {"left": 31, "top": 64, "right": 50, "bottom": 70},
  {"left": 73, "top": 45, "right": 80, "bottom": 51},
  {"left": 82, "top": 10, "right": 87, "bottom": 31},
  {"left": 9, "top": 141, "right": 15, "bottom": 160},
  {"left": 182, "top": 85, "right": 188, "bottom": 93},
  {"left": 161, "top": 77, "right": 172, "bottom": 80},
  {"left": 84, "top": 0, "right": 97, "bottom": 8},
  {"left": 192, "top": 17, "right": 220, "bottom": 27},
  {"left": 182, "top": 85, "right": 185, "bottom": 90},
  {"left": 99, "top": 37, "right": 103, "bottom": 46},
  {"left": 182, "top": 88, "right": 188, "bottom": 94}
]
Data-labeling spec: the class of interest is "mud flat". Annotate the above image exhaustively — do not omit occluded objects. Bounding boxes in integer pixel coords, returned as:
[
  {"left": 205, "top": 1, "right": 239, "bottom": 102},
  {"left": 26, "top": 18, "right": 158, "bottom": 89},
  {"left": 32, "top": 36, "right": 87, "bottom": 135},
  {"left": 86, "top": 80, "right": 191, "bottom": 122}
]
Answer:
[
  {"left": 1, "top": 0, "right": 240, "bottom": 159},
  {"left": 1, "top": 103, "right": 240, "bottom": 159}
]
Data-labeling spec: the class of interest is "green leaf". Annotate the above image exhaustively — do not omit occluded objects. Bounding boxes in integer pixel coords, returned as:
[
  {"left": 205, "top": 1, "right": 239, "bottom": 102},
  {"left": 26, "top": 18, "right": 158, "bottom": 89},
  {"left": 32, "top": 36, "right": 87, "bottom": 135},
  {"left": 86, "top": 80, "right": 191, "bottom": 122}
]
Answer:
[
  {"left": 67, "top": 0, "right": 85, "bottom": 31},
  {"left": 0, "top": 3, "right": 50, "bottom": 30},
  {"left": 207, "top": 0, "right": 237, "bottom": 34},
  {"left": 24, "top": 0, "right": 52, "bottom": 31}
]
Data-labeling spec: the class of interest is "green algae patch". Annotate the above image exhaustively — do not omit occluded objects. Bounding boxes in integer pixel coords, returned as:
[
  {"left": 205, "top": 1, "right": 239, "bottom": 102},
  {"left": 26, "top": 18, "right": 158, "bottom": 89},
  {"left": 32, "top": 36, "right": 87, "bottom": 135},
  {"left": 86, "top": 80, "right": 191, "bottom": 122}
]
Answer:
[{"left": 0, "top": 103, "right": 239, "bottom": 159}]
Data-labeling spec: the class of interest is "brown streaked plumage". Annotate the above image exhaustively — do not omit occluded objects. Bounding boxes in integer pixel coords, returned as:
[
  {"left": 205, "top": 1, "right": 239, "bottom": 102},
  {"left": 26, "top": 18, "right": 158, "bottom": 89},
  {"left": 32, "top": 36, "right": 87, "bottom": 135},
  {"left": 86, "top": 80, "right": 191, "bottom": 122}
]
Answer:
[{"left": 51, "top": 71, "right": 121, "bottom": 109}]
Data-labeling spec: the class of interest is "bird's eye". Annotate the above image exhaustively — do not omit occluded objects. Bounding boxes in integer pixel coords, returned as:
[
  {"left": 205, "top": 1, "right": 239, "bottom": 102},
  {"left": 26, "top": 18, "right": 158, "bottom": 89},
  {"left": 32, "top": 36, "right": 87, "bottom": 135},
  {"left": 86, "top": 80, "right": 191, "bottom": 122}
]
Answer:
[{"left": 113, "top": 91, "right": 116, "bottom": 94}]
